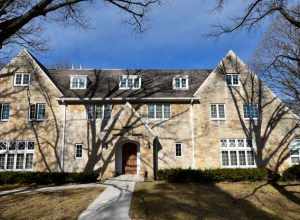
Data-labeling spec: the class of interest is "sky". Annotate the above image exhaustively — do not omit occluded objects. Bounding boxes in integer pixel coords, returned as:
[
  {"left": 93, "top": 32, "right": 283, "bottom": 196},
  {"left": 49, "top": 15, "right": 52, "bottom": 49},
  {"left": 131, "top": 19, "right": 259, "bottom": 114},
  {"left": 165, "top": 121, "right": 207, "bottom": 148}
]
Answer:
[{"left": 11, "top": 1, "right": 267, "bottom": 69}]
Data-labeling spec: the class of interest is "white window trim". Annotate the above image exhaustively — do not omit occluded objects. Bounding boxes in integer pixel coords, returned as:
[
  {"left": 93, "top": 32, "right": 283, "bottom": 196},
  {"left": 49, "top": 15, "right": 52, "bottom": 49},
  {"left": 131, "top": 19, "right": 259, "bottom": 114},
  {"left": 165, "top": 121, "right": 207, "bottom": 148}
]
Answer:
[
  {"left": 175, "top": 143, "right": 183, "bottom": 158},
  {"left": 70, "top": 75, "right": 87, "bottom": 90},
  {"left": 119, "top": 75, "right": 141, "bottom": 90},
  {"left": 173, "top": 75, "right": 189, "bottom": 90},
  {"left": 220, "top": 138, "right": 257, "bottom": 168},
  {"left": 28, "top": 103, "right": 46, "bottom": 122},
  {"left": 289, "top": 139, "right": 300, "bottom": 165},
  {"left": 0, "top": 140, "right": 34, "bottom": 171},
  {"left": 210, "top": 103, "right": 226, "bottom": 121},
  {"left": 225, "top": 74, "right": 240, "bottom": 87},
  {"left": 13, "top": 73, "right": 31, "bottom": 87},
  {"left": 75, "top": 143, "right": 83, "bottom": 159},
  {"left": 86, "top": 104, "right": 112, "bottom": 120},
  {"left": 243, "top": 104, "right": 259, "bottom": 120},
  {"left": 0, "top": 103, "right": 10, "bottom": 122},
  {"left": 147, "top": 104, "right": 171, "bottom": 121}
]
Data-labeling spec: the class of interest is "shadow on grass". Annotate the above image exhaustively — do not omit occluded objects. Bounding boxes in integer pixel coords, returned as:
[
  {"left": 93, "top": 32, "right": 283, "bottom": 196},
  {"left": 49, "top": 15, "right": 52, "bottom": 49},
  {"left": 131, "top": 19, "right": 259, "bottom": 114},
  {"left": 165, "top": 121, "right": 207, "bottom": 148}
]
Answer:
[{"left": 130, "top": 182, "right": 282, "bottom": 220}]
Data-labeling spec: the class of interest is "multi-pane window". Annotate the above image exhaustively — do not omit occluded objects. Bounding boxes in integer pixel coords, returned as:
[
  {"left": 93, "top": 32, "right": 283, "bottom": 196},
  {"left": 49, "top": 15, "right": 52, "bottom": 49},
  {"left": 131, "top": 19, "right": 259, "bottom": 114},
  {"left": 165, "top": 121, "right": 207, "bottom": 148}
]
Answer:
[
  {"left": 119, "top": 75, "right": 141, "bottom": 89},
  {"left": 210, "top": 104, "right": 225, "bottom": 119},
  {"left": 0, "top": 103, "right": 10, "bottom": 121},
  {"left": 244, "top": 104, "right": 259, "bottom": 119},
  {"left": 173, "top": 76, "right": 189, "bottom": 90},
  {"left": 290, "top": 139, "right": 300, "bottom": 165},
  {"left": 220, "top": 138, "right": 256, "bottom": 168},
  {"left": 70, "top": 75, "right": 87, "bottom": 89},
  {"left": 14, "top": 73, "right": 30, "bottom": 86},
  {"left": 148, "top": 104, "right": 171, "bottom": 120},
  {"left": 87, "top": 104, "right": 112, "bottom": 120},
  {"left": 75, "top": 144, "right": 83, "bottom": 159},
  {"left": 0, "top": 141, "right": 34, "bottom": 171},
  {"left": 225, "top": 74, "right": 239, "bottom": 86},
  {"left": 29, "top": 103, "right": 46, "bottom": 121},
  {"left": 175, "top": 143, "right": 182, "bottom": 157}
]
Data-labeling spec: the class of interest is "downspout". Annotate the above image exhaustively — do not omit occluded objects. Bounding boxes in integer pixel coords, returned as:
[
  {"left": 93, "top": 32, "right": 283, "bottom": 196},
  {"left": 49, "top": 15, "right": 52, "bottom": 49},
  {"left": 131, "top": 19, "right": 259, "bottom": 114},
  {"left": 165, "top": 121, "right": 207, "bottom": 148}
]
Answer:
[
  {"left": 61, "top": 102, "right": 66, "bottom": 172},
  {"left": 190, "top": 98, "right": 196, "bottom": 169}
]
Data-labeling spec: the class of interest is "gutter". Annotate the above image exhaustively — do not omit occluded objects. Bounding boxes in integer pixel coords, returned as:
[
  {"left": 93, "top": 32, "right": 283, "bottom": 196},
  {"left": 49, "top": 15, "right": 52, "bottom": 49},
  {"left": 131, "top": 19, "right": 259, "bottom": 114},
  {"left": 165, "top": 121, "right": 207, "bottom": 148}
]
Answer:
[
  {"left": 190, "top": 98, "right": 196, "bottom": 169},
  {"left": 61, "top": 102, "right": 67, "bottom": 172}
]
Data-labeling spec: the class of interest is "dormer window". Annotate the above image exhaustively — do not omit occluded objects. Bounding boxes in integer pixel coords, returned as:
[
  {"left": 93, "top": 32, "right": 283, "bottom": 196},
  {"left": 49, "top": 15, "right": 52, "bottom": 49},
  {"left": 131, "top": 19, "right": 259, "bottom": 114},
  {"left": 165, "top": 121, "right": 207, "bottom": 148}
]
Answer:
[
  {"left": 119, "top": 75, "right": 141, "bottom": 90},
  {"left": 14, "top": 73, "right": 30, "bottom": 86},
  {"left": 173, "top": 76, "right": 189, "bottom": 90},
  {"left": 70, "top": 75, "right": 87, "bottom": 89},
  {"left": 225, "top": 74, "right": 239, "bottom": 86}
]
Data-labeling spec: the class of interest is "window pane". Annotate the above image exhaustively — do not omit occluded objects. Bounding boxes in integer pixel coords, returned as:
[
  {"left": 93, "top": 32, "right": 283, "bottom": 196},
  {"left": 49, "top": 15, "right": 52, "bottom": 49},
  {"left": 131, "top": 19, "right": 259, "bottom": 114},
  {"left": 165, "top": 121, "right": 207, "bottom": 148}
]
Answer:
[
  {"left": 0, "top": 141, "right": 7, "bottom": 150},
  {"left": 104, "top": 105, "right": 112, "bottom": 119},
  {"left": 79, "top": 78, "right": 86, "bottom": 88},
  {"left": 247, "top": 151, "right": 255, "bottom": 165},
  {"left": 76, "top": 144, "right": 83, "bottom": 158},
  {"left": 9, "top": 142, "right": 16, "bottom": 150},
  {"left": 29, "top": 104, "right": 36, "bottom": 120},
  {"left": 239, "top": 151, "right": 246, "bottom": 166},
  {"left": 156, "top": 104, "right": 163, "bottom": 119},
  {"left": 230, "top": 151, "right": 237, "bottom": 166},
  {"left": 25, "top": 154, "right": 33, "bottom": 169},
  {"left": 181, "top": 78, "right": 187, "bottom": 88},
  {"left": 16, "top": 154, "right": 24, "bottom": 169},
  {"left": 27, "top": 142, "right": 34, "bottom": 150},
  {"left": 225, "top": 75, "right": 232, "bottom": 85},
  {"left": 17, "top": 141, "right": 26, "bottom": 150},
  {"left": 23, "top": 74, "right": 30, "bottom": 85},
  {"left": 218, "top": 104, "right": 225, "bottom": 118},
  {"left": 163, "top": 104, "right": 170, "bottom": 119},
  {"left": 221, "top": 139, "right": 227, "bottom": 148},
  {"left": 95, "top": 105, "right": 102, "bottom": 119},
  {"left": 128, "top": 78, "right": 133, "bottom": 88},
  {"left": 0, "top": 154, "right": 5, "bottom": 169},
  {"left": 211, "top": 104, "right": 217, "bottom": 118},
  {"left": 133, "top": 77, "right": 140, "bottom": 88},
  {"left": 176, "top": 143, "right": 182, "bottom": 156},
  {"left": 148, "top": 104, "right": 155, "bottom": 119},
  {"left": 291, "top": 157, "right": 300, "bottom": 164},
  {"left": 120, "top": 77, "right": 127, "bottom": 88},
  {"left": 237, "top": 139, "right": 244, "bottom": 147},
  {"left": 6, "top": 154, "right": 14, "bottom": 169},
  {"left": 1, "top": 104, "right": 10, "bottom": 120},
  {"left": 175, "top": 78, "right": 180, "bottom": 88},
  {"left": 232, "top": 75, "right": 239, "bottom": 85},
  {"left": 229, "top": 139, "right": 236, "bottom": 147},
  {"left": 37, "top": 104, "right": 45, "bottom": 120},
  {"left": 222, "top": 151, "right": 229, "bottom": 166}
]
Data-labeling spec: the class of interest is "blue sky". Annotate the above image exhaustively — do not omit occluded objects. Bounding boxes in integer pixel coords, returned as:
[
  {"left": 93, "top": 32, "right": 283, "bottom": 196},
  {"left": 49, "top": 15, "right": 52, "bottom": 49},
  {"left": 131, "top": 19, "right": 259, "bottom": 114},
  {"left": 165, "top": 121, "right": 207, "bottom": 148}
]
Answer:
[{"left": 20, "top": 1, "right": 267, "bottom": 69}]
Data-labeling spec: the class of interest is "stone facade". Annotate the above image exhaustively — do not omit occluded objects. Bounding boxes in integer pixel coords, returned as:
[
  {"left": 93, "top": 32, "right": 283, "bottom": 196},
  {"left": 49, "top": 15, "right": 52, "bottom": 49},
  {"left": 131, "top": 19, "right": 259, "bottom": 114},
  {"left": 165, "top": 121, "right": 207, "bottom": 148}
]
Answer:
[{"left": 0, "top": 49, "right": 298, "bottom": 179}]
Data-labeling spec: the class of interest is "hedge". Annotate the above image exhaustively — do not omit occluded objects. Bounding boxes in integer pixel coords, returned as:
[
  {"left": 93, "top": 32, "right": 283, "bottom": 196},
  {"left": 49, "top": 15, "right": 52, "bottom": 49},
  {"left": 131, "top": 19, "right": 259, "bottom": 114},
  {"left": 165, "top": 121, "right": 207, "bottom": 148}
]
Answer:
[
  {"left": 157, "top": 168, "right": 268, "bottom": 183},
  {"left": 0, "top": 172, "right": 99, "bottom": 185},
  {"left": 282, "top": 165, "right": 300, "bottom": 181}
]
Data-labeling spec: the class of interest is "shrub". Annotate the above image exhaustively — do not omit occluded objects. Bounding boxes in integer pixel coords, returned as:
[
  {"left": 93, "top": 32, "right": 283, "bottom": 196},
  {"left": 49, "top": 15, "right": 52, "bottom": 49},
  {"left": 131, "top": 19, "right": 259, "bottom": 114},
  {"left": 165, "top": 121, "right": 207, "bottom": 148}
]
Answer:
[
  {"left": 157, "top": 168, "right": 268, "bottom": 183},
  {"left": 0, "top": 171, "right": 99, "bottom": 185},
  {"left": 282, "top": 165, "right": 300, "bottom": 181}
]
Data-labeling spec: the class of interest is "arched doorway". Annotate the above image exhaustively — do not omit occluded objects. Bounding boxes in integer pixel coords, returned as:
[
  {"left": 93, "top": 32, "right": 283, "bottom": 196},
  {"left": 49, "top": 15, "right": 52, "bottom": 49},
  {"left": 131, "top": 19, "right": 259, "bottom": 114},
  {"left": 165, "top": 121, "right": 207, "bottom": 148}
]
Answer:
[{"left": 122, "top": 142, "right": 138, "bottom": 174}]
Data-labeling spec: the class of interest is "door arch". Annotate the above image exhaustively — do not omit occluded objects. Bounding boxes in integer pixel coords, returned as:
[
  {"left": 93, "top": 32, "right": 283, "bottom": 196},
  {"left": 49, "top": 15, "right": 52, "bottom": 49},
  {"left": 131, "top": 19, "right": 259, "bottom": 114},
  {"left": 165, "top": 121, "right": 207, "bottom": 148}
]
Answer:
[{"left": 122, "top": 142, "right": 138, "bottom": 174}]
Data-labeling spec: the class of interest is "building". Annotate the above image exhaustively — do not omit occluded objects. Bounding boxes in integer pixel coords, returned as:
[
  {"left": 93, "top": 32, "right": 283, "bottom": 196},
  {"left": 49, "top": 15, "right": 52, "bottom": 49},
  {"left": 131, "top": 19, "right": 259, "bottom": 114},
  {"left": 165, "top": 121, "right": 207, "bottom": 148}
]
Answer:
[{"left": 0, "top": 49, "right": 299, "bottom": 178}]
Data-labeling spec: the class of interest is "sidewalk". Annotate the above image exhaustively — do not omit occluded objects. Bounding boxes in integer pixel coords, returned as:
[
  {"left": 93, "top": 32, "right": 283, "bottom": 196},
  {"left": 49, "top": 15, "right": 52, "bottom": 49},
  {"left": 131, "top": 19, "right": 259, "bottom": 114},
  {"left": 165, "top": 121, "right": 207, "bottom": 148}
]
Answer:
[{"left": 79, "top": 175, "right": 142, "bottom": 220}]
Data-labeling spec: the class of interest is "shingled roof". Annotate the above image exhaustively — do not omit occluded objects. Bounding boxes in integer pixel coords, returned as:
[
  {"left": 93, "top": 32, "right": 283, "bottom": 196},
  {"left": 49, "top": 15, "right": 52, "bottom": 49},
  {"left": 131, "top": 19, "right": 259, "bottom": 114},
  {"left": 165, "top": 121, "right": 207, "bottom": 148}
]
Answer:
[{"left": 47, "top": 69, "right": 212, "bottom": 99}]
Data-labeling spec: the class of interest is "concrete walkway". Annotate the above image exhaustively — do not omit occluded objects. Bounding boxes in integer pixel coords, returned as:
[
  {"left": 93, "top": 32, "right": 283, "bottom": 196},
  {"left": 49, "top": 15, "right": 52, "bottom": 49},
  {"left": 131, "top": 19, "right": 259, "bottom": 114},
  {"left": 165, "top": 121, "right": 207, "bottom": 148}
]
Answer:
[{"left": 79, "top": 175, "right": 142, "bottom": 220}]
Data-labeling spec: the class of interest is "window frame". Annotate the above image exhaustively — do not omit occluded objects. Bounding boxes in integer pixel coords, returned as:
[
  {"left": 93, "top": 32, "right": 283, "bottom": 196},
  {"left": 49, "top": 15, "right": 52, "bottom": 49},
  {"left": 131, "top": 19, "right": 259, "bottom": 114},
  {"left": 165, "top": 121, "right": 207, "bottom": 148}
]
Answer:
[
  {"left": 119, "top": 75, "right": 141, "bottom": 90},
  {"left": 173, "top": 76, "right": 189, "bottom": 90},
  {"left": 243, "top": 103, "right": 259, "bottom": 120},
  {"left": 0, "top": 103, "right": 10, "bottom": 121},
  {"left": 13, "top": 73, "right": 31, "bottom": 87},
  {"left": 210, "top": 103, "right": 226, "bottom": 120},
  {"left": 75, "top": 143, "right": 83, "bottom": 159},
  {"left": 175, "top": 143, "right": 183, "bottom": 157},
  {"left": 225, "top": 74, "right": 240, "bottom": 87},
  {"left": 147, "top": 104, "right": 171, "bottom": 120},
  {"left": 87, "top": 104, "right": 112, "bottom": 120},
  {"left": 220, "top": 138, "right": 256, "bottom": 168},
  {"left": 28, "top": 103, "right": 46, "bottom": 121},
  {"left": 70, "top": 75, "right": 87, "bottom": 90},
  {"left": 290, "top": 139, "right": 300, "bottom": 165}
]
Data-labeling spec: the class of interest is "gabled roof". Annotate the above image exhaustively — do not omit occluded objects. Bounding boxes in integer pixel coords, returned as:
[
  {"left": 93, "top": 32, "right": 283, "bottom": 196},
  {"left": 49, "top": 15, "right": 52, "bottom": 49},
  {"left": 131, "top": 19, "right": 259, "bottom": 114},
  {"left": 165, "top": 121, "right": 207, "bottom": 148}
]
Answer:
[{"left": 47, "top": 69, "right": 212, "bottom": 99}]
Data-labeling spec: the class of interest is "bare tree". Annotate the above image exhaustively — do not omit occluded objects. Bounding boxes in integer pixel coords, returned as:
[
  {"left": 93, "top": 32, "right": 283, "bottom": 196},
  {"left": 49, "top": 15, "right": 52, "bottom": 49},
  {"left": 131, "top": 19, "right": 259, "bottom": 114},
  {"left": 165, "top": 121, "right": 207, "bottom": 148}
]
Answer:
[
  {"left": 212, "top": 0, "right": 300, "bottom": 35},
  {"left": 252, "top": 12, "right": 300, "bottom": 105},
  {"left": 0, "top": 0, "right": 159, "bottom": 50}
]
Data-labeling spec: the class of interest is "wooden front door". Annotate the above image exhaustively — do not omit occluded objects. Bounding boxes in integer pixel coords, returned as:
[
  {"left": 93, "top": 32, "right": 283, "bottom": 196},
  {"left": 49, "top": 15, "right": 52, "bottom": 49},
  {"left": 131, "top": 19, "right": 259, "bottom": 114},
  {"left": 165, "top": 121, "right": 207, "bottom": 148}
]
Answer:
[{"left": 122, "top": 143, "right": 137, "bottom": 174}]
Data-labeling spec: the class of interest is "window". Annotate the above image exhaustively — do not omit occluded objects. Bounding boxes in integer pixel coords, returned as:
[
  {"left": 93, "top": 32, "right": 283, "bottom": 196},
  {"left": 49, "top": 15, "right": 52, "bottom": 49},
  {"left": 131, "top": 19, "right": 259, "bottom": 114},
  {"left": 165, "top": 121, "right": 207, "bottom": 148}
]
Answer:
[
  {"left": 175, "top": 143, "right": 182, "bottom": 157},
  {"left": 173, "top": 76, "right": 189, "bottom": 90},
  {"left": 225, "top": 74, "right": 239, "bottom": 86},
  {"left": 0, "top": 141, "right": 34, "bottom": 171},
  {"left": 14, "top": 73, "right": 30, "bottom": 86},
  {"left": 87, "top": 104, "right": 112, "bottom": 120},
  {"left": 148, "top": 104, "right": 171, "bottom": 120},
  {"left": 290, "top": 139, "right": 300, "bottom": 165},
  {"left": 210, "top": 104, "right": 225, "bottom": 120},
  {"left": 75, "top": 144, "right": 83, "bottom": 159},
  {"left": 244, "top": 104, "right": 259, "bottom": 119},
  {"left": 0, "top": 104, "right": 10, "bottom": 121},
  {"left": 29, "top": 103, "right": 46, "bottom": 121},
  {"left": 119, "top": 75, "right": 141, "bottom": 89},
  {"left": 70, "top": 75, "right": 87, "bottom": 89},
  {"left": 220, "top": 138, "right": 256, "bottom": 168}
]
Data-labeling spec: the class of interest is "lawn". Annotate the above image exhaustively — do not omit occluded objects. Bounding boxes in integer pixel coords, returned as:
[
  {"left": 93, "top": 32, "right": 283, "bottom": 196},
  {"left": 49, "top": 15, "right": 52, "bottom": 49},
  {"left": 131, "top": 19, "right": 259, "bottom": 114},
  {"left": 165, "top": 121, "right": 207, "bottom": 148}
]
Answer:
[
  {"left": 0, "top": 187, "right": 104, "bottom": 220},
  {"left": 130, "top": 181, "right": 300, "bottom": 220}
]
